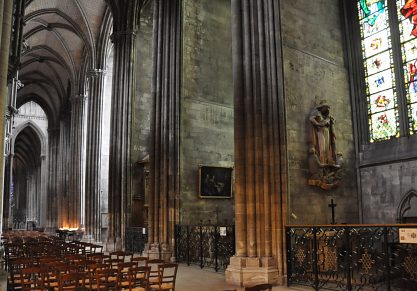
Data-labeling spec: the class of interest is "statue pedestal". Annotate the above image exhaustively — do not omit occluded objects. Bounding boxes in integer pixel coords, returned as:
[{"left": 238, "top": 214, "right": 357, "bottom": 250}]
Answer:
[{"left": 225, "top": 256, "right": 283, "bottom": 287}]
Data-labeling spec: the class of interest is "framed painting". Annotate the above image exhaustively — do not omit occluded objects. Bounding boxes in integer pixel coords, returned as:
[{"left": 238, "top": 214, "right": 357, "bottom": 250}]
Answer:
[{"left": 199, "top": 165, "right": 233, "bottom": 198}]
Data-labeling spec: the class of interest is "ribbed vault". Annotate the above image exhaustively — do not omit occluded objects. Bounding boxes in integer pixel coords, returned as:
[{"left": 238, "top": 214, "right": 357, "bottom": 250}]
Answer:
[{"left": 18, "top": 0, "right": 107, "bottom": 128}]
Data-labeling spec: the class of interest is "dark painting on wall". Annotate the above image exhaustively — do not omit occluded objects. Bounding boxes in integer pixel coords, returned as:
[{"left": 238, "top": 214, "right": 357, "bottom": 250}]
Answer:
[{"left": 199, "top": 165, "right": 233, "bottom": 198}]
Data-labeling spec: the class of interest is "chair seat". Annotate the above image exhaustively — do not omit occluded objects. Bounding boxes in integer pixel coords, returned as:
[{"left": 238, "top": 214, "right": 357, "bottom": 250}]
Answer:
[{"left": 150, "top": 282, "right": 174, "bottom": 290}]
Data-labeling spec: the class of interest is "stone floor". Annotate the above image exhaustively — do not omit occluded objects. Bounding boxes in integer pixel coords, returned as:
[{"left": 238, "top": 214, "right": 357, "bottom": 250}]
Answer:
[
  {"left": 176, "top": 264, "right": 310, "bottom": 291},
  {"left": 0, "top": 264, "right": 311, "bottom": 291}
]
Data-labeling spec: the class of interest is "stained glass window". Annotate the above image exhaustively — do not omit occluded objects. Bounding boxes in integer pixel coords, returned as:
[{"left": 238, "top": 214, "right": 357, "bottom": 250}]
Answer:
[
  {"left": 358, "top": 0, "right": 400, "bottom": 142},
  {"left": 357, "top": 0, "right": 417, "bottom": 142},
  {"left": 398, "top": 0, "right": 417, "bottom": 134}
]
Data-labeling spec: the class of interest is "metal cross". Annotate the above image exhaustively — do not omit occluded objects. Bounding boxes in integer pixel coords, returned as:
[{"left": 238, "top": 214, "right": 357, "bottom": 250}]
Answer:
[{"left": 328, "top": 199, "right": 337, "bottom": 224}]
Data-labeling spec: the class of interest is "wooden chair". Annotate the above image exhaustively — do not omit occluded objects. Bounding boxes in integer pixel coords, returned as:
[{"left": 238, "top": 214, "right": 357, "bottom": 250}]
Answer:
[
  {"left": 57, "top": 271, "right": 87, "bottom": 290},
  {"left": 131, "top": 257, "right": 148, "bottom": 267},
  {"left": 244, "top": 284, "right": 273, "bottom": 291},
  {"left": 110, "top": 251, "right": 127, "bottom": 261},
  {"left": 116, "top": 262, "right": 138, "bottom": 290},
  {"left": 19, "top": 266, "right": 49, "bottom": 291},
  {"left": 91, "top": 268, "right": 118, "bottom": 291},
  {"left": 149, "top": 263, "right": 178, "bottom": 291},
  {"left": 147, "top": 259, "right": 165, "bottom": 285},
  {"left": 129, "top": 266, "right": 150, "bottom": 291}
]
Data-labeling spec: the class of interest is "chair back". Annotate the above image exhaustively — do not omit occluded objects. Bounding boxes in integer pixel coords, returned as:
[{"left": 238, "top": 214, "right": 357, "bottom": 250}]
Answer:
[
  {"left": 131, "top": 256, "right": 149, "bottom": 266},
  {"left": 157, "top": 263, "right": 178, "bottom": 290},
  {"left": 20, "top": 266, "right": 49, "bottom": 290},
  {"left": 148, "top": 259, "right": 165, "bottom": 283},
  {"left": 131, "top": 266, "right": 151, "bottom": 289},
  {"left": 57, "top": 271, "right": 87, "bottom": 290}
]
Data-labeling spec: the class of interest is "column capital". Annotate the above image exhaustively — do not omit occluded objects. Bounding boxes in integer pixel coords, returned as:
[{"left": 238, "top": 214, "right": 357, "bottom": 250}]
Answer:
[
  {"left": 16, "top": 79, "right": 24, "bottom": 90},
  {"left": 87, "top": 68, "right": 107, "bottom": 78}
]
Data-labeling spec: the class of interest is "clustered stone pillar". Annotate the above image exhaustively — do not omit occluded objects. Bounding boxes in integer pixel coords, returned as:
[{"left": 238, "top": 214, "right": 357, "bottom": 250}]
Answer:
[
  {"left": 68, "top": 95, "right": 87, "bottom": 228},
  {"left": 85, "top": 69, "right": 106, "bottom": 242},
  {"left": 47, "top": 128, "right": 59, "bottom": 230},
  {"left": 147, "top": 0, "right": 180, "bottom": 261},
  {"left": 107, "top": 0, "right": 141, "bottom": 250},
  {"left": 0, "top": 0, "right": 13, "bottom": 231},
  {"left": 226, "top": 0, "right": 287, "bottom": 286}
]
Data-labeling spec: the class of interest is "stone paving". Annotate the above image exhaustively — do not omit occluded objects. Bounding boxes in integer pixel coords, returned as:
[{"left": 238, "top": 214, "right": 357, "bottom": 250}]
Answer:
[{"left": 176, "top": 264, "right": 310, "bottom": 291}]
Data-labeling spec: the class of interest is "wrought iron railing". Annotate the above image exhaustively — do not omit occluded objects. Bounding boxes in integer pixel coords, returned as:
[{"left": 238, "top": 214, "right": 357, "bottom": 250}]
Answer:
[
  {"left": 286, "top": 224, "right": 417, "bottom": 291},
  {"left": 125, "top": 227, "right": 148, "bottom": 254},
  {"left": 175, "top": 224, "right": 235, "bottom": 272}
]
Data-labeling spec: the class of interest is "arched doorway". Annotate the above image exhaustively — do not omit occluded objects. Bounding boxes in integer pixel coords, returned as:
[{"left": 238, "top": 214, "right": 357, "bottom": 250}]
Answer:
[{"left": 5, "top": 101, "right": 48, "bottom": 230}]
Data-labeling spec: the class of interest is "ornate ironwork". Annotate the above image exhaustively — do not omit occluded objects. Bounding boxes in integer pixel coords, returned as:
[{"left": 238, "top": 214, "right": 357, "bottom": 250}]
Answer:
[
  {"left": 287, "top": 225, "right": 417, "bottom": 290},
  {"left": 175, "top": 224, "right": 235, "bottom": 272},
  {"left": 125, "top": 227, "right": 148, "bottom": 254}
]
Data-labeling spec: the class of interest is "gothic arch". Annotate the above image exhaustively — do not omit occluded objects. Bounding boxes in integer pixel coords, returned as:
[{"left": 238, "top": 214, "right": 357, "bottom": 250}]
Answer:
[
  {"left": 11, "top": 120, "right": 47, "bottom": 157},
  {"left": 396, "top": 189, "right": 417, "bottom": 223}
]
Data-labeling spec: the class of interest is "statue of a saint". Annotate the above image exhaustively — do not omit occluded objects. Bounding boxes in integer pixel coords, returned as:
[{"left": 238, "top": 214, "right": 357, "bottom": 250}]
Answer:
[
  {"left": 309, "top": 101, "right": 336, "bottom": 165},
  {"left": 307, "top": 101, "right": 342, "bottom": 190}
]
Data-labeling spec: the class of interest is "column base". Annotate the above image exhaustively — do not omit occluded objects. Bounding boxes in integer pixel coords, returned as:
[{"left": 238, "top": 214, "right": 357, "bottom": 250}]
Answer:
[
  {"left": 143, "top": 243, "right": 173, "bottom": 262},
  {"left": 105, "top": 237, "right": 123, "bottom": 251},
  {"left": 225, "top": 256, "right": 283, "bottom": 287}
]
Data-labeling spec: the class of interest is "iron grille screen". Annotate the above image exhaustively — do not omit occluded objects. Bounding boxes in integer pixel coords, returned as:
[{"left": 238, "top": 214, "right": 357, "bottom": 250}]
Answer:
[{"left": 286, "top": 225, "right": 417, "bottom": 291}]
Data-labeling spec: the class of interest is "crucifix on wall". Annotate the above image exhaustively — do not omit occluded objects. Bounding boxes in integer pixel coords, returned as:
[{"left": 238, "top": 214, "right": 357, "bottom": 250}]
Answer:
[{"left": 328, "top": 199, "right": 337, "bottom": 224}]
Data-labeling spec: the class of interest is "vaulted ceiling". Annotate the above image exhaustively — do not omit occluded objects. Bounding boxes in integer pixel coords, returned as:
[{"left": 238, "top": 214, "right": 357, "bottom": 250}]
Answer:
[{"left": 18, "top": 0, "right": 108, "bottom": 128}]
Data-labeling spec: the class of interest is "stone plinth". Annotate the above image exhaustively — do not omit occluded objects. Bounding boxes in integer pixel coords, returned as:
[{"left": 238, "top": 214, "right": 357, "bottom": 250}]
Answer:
[
  {"left": 145, "top": 243, "right": 173, "bottom": 262},
  {"left": 225, "top": 256, "right": 281, "bottom": 287}
]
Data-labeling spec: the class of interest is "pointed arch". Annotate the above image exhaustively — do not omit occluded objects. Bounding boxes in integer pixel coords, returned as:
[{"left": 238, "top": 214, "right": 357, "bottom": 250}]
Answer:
[
  {"left": 11, "top": 120, "right": 47, "bottom": 157},
  {"left": 397, "top": 189, "right": 417, "bottom": 223}
]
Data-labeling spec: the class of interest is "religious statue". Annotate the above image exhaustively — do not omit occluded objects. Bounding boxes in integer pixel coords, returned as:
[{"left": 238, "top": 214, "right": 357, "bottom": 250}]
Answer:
[{"left": 307, "top": 101, "right": 343, "bottom": 190}]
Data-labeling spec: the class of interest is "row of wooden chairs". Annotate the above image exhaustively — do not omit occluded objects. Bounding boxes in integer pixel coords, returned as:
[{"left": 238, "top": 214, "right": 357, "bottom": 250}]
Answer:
[{"left": 7, "top": 253, "right": 178, "bottom": 291}]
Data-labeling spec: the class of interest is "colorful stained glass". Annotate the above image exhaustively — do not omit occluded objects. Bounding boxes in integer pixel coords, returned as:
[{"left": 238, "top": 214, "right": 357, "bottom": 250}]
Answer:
[
  {"left": 365, "top": 51, "right": 391, "bottom": 76},
  {"left": 409, "top": 102, "right": 417, "bottom": 133},
  {"left": 363, "top": 29, "right": 391, "bottom": 58},
  {"left": 398, "top": 0, "right": 417, "bottom": 135},
  {"left": 401, "top": 39, "right": 417, "bottom": 62},
  {"left": 399, "top": 19, "right": 415, "bottom": 42},
  {"left": 405, "top": 81, "right": 417, "bottom": 103},
  {"left": 369, "top": 90, "right": 395, "bottom": 113},
  {"left": 358, "top": 0, "right": 385, "bottom": 22},
  {"left": 360, "top": 8, "right": 388, "bottom": 38},
  {"left": 398, "top": 0, "right": 417, "bottom": 37},
  {"left": 369, "top": 109, "right": 399, "bottom": 142},
  {"left": 403, "top": 59, "right": 417, "bottom": 83},
  {"left": 358, "top": 0, "right": 401, "bottom": 142},
  {"left": 366, "top": 69, "right": 394, "bottom": 94}
]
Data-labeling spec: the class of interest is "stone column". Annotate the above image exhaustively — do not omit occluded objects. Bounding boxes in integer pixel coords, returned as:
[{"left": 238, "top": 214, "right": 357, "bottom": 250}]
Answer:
[
  {"left": 39, "top": 154, "right": 47, "bottom": 228},
  {"left": 57, "top": 119, "right": 71, "bottom": 229},
  {"left": 107, "top": 0, "right": 141, "bottom": 250},
  {"left": 68, "top": 95, "right": 87, "bottom": 228},
  {"left": 147, "top": 0, "right": 180, "bottom": 261},
  {"left": 85, "top": 69, "right": 106, "bottom": 241},
  {"left": 0, "top": 0, "right": 13, "bottom": 232},
  {"left": 47, "top": 128, "right": 59, "bottom": 230},
  {"left": 226, "top": 0, "right": 287, "bottom": 286},
  {"left": 3, "top": 153, "right": 13, "bottom": 229}
]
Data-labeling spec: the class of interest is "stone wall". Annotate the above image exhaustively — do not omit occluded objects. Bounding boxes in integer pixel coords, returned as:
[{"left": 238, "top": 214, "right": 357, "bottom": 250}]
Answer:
[
  {"left": 360, "top": 160, "right": 417, "bottom": 223},
  {"left": 281, "top": 0, "right": 359, "bottom": 224},
  {"left": 180, "top": 0, "right": 234, "bottom": 225}
]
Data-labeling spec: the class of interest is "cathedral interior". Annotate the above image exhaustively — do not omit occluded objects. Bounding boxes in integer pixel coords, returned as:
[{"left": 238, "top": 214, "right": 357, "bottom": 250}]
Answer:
[{"left": 0, "top": 0, "right": 416, "bottom": 289}]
